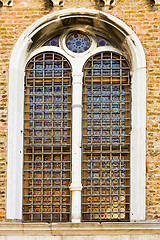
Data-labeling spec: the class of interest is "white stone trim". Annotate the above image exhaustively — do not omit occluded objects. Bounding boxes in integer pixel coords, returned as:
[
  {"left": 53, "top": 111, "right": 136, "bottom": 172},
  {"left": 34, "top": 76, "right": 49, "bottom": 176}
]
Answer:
[
  {"left": 51, "top": 0, "right": 64, "bottom": 7},
  {"left": 7, "top": 8, "right": 146, "bottom": 222},
  {"left": 130, "top": 67, "right": 146, "bottom": 221},
  {"left": 125, "top": 32, "right": 146, "bottom": 220},
  {"left": 154, "top": 0, "right": 160, "bottom": 6},
  {"left": 60, "top": 28, "right": 97, "bottom": 58},
  {"left": 103, "top": 0, "right": 117, "bottom": 7},
  {"left": 0, "top": 0, "right": 13, "bottom": 6},
  {"left": 0, "top": 222, "right": 160, "bottom": 236},
  {"left": 70, "top": 70, "right": 83, "bottom": 223}
]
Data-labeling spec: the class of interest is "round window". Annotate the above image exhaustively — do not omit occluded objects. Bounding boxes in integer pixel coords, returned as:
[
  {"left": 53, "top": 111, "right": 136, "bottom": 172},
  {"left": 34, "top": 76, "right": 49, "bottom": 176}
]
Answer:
[{"left": 66, "top": 32, "right": 90, "bottom": 53}]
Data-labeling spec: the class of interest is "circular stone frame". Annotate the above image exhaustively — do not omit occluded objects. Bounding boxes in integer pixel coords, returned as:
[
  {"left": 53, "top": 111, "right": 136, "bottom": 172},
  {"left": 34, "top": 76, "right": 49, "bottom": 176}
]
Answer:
[
  {"left": 60, "top": 28, "right": 97, "bottom": 57},
  {"left": 66, "top": 31, "right": 91, "bottom": 53}
]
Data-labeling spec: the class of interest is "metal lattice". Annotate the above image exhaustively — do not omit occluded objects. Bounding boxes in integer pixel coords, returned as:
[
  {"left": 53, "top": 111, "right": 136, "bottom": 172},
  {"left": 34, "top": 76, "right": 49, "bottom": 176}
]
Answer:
[
  {"left": 82, "top": 52, "right": 131, "bottom": 221},
  {"left": 23, "top": 52, "right": 72, "bottom": 222}
]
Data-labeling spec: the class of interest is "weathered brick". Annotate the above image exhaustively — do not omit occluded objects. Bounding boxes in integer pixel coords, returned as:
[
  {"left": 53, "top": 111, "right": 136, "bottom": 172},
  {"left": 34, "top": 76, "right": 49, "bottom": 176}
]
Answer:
[{"left": 0, "top": 0, "right": 159, "bottom": 222}]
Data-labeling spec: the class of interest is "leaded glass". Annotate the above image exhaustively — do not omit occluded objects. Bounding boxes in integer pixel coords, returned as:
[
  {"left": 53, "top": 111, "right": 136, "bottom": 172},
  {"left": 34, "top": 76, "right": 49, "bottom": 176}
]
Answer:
[
  {"left": 66, "top": 32, "right": 90, "bottom": 53},
  {"left": 44, "top": 37, "right": 59, "bottom": 47},
  {"left": 23, "top": 52, "right": 72, "bottom": 222},
  {"left": 82, "top": 52, "right": 131, "bottom": 222},
  {"left": 97, "top": 37, "right": 111, "bottom": 47}
]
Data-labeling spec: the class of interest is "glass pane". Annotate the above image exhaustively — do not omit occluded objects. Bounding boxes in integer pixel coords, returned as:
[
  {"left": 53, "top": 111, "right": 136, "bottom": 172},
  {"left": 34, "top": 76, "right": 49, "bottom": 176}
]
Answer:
[
  {"left": 66, "top": 31, "right": 90, "bottom": 53},
  {"left": 44, "top": 37, "right": 59, "bottom": 47},
  {"left": 23, "top": 52, "right": 72, "bottom": 222},
  {"left": 97, "top": 37, "right": 111, "bottom": 47},
  {"left": 82, "top": 52, "right": 131, "bottom": 222}
]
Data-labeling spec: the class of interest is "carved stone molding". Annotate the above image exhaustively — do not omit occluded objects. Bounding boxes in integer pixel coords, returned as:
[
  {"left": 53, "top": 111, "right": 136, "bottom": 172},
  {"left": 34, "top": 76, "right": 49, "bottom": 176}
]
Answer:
[
  {"left": 0, "top": 0, "right": 13, "bottom": 6},
  {"left": 154, "top": 0, "right": 160, "bottom": 6},
  {"left": 102, "top": 0, "right": 117, "bottom": 7},
  {"left": 50, "top": 0, "right": 64, "bottom": 7}
]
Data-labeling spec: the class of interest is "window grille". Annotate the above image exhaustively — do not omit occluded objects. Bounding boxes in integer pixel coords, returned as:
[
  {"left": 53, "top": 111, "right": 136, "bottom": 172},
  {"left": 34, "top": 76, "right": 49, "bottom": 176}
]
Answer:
[
  {"left": 82, "top": 52, "right": 131, "bottom": 221},
  {"left": 23, "top": 52, "right": 72, "bottom": 222}
]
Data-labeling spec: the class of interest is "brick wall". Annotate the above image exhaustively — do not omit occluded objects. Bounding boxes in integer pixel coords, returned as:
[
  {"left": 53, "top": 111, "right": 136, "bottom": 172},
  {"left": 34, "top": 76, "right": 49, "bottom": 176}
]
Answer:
[{"left": 0, "top": 0, "right": 160, "bottom": 221}]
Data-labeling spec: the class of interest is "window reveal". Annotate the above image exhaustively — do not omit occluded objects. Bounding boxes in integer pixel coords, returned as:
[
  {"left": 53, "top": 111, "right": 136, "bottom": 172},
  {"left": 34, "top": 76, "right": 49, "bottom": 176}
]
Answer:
[
  {"left": 82, "top": 52, "right": 131, "bottom": 221},
  {"left": 23, "top": 52, "right": 72, "bottom": 222}
]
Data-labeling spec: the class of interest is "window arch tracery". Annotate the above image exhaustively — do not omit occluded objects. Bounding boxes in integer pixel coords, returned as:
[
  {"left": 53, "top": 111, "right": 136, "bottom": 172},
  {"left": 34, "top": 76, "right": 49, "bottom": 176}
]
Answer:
[{"left": 7, "top": 9, "right": 146, "bottom": 223}]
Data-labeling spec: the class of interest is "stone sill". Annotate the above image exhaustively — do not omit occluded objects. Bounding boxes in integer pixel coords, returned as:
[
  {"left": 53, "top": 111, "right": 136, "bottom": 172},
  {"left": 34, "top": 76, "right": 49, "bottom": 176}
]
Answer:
[{"left": 0, "top": 222, "right": 160, "bottom": 236}]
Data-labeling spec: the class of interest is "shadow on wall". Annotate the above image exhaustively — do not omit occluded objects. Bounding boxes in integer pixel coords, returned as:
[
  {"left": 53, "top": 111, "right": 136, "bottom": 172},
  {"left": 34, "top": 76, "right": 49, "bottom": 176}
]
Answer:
[
  {"left": 44, "top": 0, "right": 53, "bottom": 9},
  {"left": 44, "top": 0, "right": 64, "bottom": 10}
]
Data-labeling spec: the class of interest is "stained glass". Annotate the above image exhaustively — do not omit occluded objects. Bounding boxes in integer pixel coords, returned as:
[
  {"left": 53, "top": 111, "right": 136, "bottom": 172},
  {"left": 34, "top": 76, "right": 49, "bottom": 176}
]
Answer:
[
  {"left": 44, "top": 37, "right": 59, "bottom": 47},
  {"left": 82, "top": 52, "right": 131, "bottom": 221},
  {"left": 97, "top": 37, "right": 111, "bottom": 47},
  {"left": 66, "top": 32, "right": 90, "bottom": 53},
  {"left": 23, "top": 52, "right": 72, "bottom": 222}
]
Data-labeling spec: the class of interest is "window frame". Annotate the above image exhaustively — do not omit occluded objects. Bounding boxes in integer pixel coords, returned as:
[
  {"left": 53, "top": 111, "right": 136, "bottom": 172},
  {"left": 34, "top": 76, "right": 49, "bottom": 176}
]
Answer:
[
  {"left": 81, "top": 52, "right": 131, "bottom": 222},
  {"left": 23, "top": 51, "right": 73, "bottom": 222},
  {"left": 7, "top": 9, "right": 146, "bottom": 222}
]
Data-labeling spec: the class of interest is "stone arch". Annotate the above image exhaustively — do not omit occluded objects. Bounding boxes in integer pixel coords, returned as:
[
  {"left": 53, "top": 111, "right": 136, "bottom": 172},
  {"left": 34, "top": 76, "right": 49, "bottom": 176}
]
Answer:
[{"left": 7, "top": 9, "right": 146, "bottom": 221}]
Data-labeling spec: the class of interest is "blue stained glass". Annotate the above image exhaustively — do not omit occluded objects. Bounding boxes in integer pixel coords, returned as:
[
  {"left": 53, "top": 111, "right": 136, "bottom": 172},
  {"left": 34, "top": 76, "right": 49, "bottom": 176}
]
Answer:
[
  {"left": 35, "top": 62, "right": 43, "bottom": 76},
  {"left": 44, "top": 62, "right": 52, "bottom": 76},
  {"left": 112, "top": 60, "right": 120, "bottom": 68},
  {"left": 44, "top": 87, "right": 52, "bottom": 95},
  {"left": 122, "top": 95, "right": 125, "bottom": 101},
  {"left": 97, "top": 37, "right": 111, "bottom": 47},
  {"left": 66, "top": 32, "right": 90, "bottom": 53},
  {"left": 35, "top": 96, "right": 42, "bottom": 102},
  {"left": 35, "top": 87, "right": 43, "bottom": 94},
  {"left": 45, "top": 37, "right": 59, "bottom": 47},
  {"left": 54, "top": 61, "right": 62, "bottom": 75},
  {"left": 112, "top": 94, "right": 120, "bottom": 101},
  {"left": 88, "top": 60, "right": 112, "bottom": 75},
  {"left": 112, "top": 69, "right": 120, "bottom": 75},
  {"left": 35, "top": 104, "right": 42, "bottom": 111}
]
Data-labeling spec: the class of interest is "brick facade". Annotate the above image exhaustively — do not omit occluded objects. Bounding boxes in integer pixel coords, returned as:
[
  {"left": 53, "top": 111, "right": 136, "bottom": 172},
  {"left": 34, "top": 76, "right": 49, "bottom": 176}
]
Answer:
[{"left": 0, "top": 0, "right": 160, "bottom": 222}]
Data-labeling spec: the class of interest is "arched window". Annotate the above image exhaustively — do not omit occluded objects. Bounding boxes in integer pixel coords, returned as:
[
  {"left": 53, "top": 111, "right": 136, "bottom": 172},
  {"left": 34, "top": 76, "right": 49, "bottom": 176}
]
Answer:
[
  {"left": 23, "top": 52, "right": 72, "bottom": 222},
  {"left": 7, "top": 9, "right": 146, "bottom": 223},
  {"left": 82, "top": 52, "right": 130, "bottom": 221}
]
